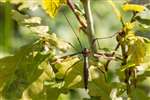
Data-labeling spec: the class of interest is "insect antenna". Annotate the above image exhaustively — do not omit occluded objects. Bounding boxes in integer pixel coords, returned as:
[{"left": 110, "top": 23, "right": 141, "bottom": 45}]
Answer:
[
  {"left": 63, "top": 12, "right": 83, "bottom": 50},
  {"left": 92, "top": 32, "right": 117, "bottom": 49}
]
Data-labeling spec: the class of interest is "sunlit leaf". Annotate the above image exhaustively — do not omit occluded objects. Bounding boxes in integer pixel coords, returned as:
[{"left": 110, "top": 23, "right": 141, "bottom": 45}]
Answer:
[
  {"left": 62, "top": 60, "right": 82, "bottom": 88},
  {"left": 21, "top": 61, "right": 55, "bottom": 100},
  {"left": 110, "top": 88, "right": 124, "bottom": 100},
  {"left": 55, "top": 57, "right": 79, "bottom": 79},
  {"left": 142, "top": 39, "right": 150, "bottom": 67},
  {"left": 1, "top": 41, "right": 53, "bottom": 99},
  {"left": 39, "top": 33, "right": 71, "bottom": 51},
  {"left": 88, "top": 65, "right": 111, "bottom": 100},
  {"left": 123, "top": 4, "right": 145, "bottom": 12},
  {"left": 124, "top": 22, "right": 135, "bottom": 31},
  {"left": 30, "top": 26, "right": 49, "bottom": 34},
  {"left": 12, "top": 10, "right": 49, "bottom": 34},
  {"left": 12, "top": 10, "right": 41, "bottom": 25},
  {"left": 127, "top": 37, "right": 146, "bottom": 65},
  {"left": 24, "top": 17, "right": 42, "bottom": 24}
]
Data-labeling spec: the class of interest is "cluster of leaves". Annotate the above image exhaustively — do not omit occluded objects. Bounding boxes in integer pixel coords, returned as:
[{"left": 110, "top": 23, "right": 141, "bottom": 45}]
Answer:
[
  {"left": 0, "top": 0, "right": 150, "bottom": 100},
  {"left": 117, "top": 4, "right": 150, "bottom": 73}
]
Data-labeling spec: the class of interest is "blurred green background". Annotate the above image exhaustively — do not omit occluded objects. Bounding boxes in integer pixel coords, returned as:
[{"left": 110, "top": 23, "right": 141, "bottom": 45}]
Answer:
[{"left": 0, "top": 0, "right": 150, "bottom": 99}]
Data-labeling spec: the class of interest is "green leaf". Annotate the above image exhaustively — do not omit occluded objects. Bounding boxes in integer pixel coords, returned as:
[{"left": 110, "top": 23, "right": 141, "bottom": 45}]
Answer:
[
  {"left": 137, "top": 71, "right": 150, "bottom": 82},
  {"left": 130, "top": 88, "right": 150, "bottom": 100},
  {"left": 45, "top": 88, "right": 61, "bottom": 100},
  {"left": 59, "top": 59, "right": 111, "bottom": 99},
  {"left": 137, "top": 9, "right": 150, "bottom": 20},
  {"left": 68, "top": 89, "right": 90, "bottom": 100},
  {"left": 30, "top": 26, "right": 49, "bottom": 34},
  {"left": 136, "top": 17, "right": 150, "bottom": 25},
  {"left": 63, "top": 60, "right": 83, "bottom": 88},
  {"left": 0, "top": 56, "right": 19, "bottom": 90},
  {"left": 20, "top": 62, "right": 55, "bottom": 100},
  {"left": 12, "top": 10, "right": 70, "bottom": 51},
  {"left": 11, "top": 10, "right": 28, "bottom": 23},
  {"left": 12, "top": 10, "right": 50, "bottom": 34},
  {"left": 110, "top": 82, "right": 126, "bottom": 96},
  {"left": 39, "top": 33, "right": 71, "bottom": 52},
  {"left": 135, "top": 9, "right": 150, "bottom": 25},
  {"left": 43, "top": 80, "right": 69, "bottom": 100},
  {"left": 88, "top": 65, "right": 111, "bottom": 100},
  {"left": 142, "top": 39, "right": 150, "bottom": 68},
  {"left": 55, "top": 57, "right": 80, "bottom": 80},
  {"left": 1, "top": 40, "right": 52, "bottom": 99}
]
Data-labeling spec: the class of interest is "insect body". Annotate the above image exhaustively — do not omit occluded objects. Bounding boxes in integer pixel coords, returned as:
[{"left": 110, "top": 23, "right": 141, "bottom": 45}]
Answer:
[
  {"left": 56, "top": 46, "right": 117, "bottom": 89},
  {"left": 60, "top": 13, "right": 120, "bottom": 90}
]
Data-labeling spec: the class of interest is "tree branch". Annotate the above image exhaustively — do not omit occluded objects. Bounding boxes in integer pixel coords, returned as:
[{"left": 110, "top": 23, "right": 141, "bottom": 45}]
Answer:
[{"left": 81, "top": 0, "right": 96, "bottom": 51}]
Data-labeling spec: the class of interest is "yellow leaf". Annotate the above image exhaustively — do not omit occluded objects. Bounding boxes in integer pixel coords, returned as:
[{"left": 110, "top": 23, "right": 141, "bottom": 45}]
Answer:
[
  {"left": 128, "top": 37, "right": 146, "bottom": 65},
  {"left": 55, "top": 57, "right": 79, "bottom": 77},
  {"left": 124, "top": 22, "right": 135, "bottom": 31},
  {"left": 42, "top": 0, "right": 66, "bottom": 18},
  {"left": 123, "top": 4, "right": 145, "bottom": 12}
]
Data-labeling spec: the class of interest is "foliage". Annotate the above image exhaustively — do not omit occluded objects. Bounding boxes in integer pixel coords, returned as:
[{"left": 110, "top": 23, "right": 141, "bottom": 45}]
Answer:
[
  {"left": 0, "top": 0, "right": 150, "bottom": 100},
  {"left": 42, "top": 0, "right": 66, "bottom": 18}
]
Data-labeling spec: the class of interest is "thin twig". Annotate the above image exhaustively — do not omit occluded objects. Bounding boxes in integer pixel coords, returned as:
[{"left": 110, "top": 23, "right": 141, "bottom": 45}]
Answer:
[{"left": 67, "top": 0, "right": 87, "bottom": 30}]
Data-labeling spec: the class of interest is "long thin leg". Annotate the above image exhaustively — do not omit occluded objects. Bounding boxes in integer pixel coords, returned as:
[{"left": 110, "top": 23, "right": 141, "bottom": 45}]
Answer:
[
  {"left": 63, "top": 13, "right": 83, "bottom": 50},
  {"left": 63, "top": 40, "right": 79, "bottom": 51},
  {"left": 92, "top": 33, "right": 117, "bottom": 48},
  {"left": 105, "top": 43, "right": 120, "bottom": 71},
  {"left": 56, "top": 52, "right": 81, "bottom": 60},
  {"left": 83, "top": 55, "right": 89, "bottom": 90},
  {"left": 97, "top": 67, "right": 107, "bottom": 82},
  {"left": 97, "top": 40, "right": 101, "bottom": 50}
]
